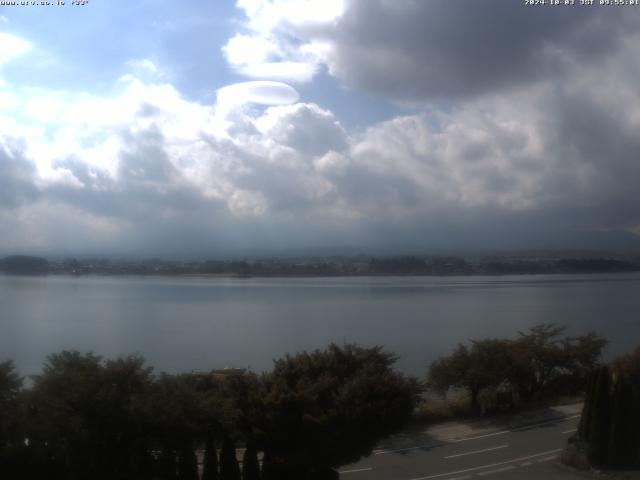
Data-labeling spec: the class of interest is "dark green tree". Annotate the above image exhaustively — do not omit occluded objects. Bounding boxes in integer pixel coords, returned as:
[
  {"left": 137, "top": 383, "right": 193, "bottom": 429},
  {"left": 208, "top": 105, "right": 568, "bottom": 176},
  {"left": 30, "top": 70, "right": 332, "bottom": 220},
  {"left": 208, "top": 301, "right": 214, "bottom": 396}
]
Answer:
[
  {"left": 510, "top": 324, "right": 568, "bottom": 400},
  {"left": 147, "top": 374, "right": 205, "bottom": 459},
  {"left": 260, "top": 344, "right": 421, "bottom": 479},
  {"left": 0, "top": 359, "right": 24, "bottom": 476},
  {"left": 575, "top": 361, "right": 639, "bottom": 469},
  {"left": 220, "top": 433, "right": 241, "bottom": 480},
  {"left": 511, "top": 324, "right": 605, "bottom": 400},
  {"left": 177, "top": 443, "right": 199, "bottom": 480},
  {"left": 27, "top": 351, "right": 155, "bottom": 480},
  {"left": 202, "top": 436, "right": 219, "bottom": 480},
  {"left": 428, "top": 325, "right": 606, "bottom": 412},
  {"left": 0, "top": 360, "right": 22, "bottom": 448},
  {"left": 428, "top": 340, "right": 513, "bottom": 413},
  {"left": 158, "top": 448, "right": 178, "bottom": 480},
  {"left": 242, "top": 442, "right": 261, "bottom": 480}
]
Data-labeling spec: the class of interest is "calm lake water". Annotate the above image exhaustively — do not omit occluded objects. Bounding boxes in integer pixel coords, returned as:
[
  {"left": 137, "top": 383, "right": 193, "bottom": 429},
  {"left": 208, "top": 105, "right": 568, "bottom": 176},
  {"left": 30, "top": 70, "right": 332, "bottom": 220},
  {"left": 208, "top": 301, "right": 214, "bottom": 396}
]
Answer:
[{"left": 1, "top": 273, "right": 639, "bottom": 377}]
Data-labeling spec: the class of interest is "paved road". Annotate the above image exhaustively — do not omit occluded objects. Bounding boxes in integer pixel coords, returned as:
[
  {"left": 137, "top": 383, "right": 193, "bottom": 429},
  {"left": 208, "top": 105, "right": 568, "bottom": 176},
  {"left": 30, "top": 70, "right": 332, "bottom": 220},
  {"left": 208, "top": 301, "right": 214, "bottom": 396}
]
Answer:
[{"left": 339, "top": 412, "right": 586, "bottom": 480}]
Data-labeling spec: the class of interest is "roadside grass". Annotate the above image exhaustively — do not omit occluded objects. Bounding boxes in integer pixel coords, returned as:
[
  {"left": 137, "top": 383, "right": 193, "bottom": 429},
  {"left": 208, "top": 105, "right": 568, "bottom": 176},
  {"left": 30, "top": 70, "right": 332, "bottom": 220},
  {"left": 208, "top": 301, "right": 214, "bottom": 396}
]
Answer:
[
  {"left": 413, "top": 391, "right": 585, "bottom": 425},
  {"left": 413, "top": 391, "right": 472, "bottom": 424}
]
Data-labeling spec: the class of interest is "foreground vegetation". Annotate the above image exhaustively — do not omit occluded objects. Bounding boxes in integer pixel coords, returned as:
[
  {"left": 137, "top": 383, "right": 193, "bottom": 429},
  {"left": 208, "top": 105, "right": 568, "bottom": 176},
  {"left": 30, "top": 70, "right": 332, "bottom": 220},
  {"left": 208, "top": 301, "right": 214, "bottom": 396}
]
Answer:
[
  {"left": 0, "top": 325, "right": 624, "bottom": 479},
  {"left": 427, "top": 324, "right": 607, "bottom": 415},
  {"left": 565, "top": 347, "right": 640, "bottom": 469},
  {"left": 0, "top": 344, "right": 419, "bottom": 480}
]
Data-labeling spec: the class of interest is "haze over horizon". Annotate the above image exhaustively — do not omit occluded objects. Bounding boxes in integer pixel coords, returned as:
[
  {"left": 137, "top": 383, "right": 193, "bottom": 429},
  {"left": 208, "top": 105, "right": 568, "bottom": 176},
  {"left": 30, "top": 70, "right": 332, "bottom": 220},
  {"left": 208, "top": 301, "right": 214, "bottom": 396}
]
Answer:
[{"left": 2, "top": 0, "right": 640, "bottom": 257}]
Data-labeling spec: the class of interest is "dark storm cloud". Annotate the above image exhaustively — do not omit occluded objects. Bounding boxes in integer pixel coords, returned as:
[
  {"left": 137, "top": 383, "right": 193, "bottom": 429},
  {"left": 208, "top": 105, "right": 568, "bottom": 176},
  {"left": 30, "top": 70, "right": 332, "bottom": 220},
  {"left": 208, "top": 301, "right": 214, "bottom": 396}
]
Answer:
[
  {"left": 537, "top": 88, "right": 640, "bottom": 228},
  {"left": 0, "top": 138, "right": 39, "bottom": 208},
  {"left": 323, "top": 0, "right": 636, "bottom": 100}
]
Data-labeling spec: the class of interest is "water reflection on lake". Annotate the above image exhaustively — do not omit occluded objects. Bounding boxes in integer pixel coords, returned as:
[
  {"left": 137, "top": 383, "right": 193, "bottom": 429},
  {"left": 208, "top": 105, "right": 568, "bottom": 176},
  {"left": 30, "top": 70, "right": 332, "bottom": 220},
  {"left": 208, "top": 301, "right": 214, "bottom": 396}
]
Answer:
[{"left": 1, "top": 273, "right": 639, "bottom": 376}]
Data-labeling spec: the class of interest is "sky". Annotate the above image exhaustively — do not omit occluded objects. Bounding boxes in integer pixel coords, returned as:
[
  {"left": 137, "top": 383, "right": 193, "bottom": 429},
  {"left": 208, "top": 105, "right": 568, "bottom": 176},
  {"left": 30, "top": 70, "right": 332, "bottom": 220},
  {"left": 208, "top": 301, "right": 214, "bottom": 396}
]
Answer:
[{"left": 1, "top": 0, "right": 640, "bottom": 257}]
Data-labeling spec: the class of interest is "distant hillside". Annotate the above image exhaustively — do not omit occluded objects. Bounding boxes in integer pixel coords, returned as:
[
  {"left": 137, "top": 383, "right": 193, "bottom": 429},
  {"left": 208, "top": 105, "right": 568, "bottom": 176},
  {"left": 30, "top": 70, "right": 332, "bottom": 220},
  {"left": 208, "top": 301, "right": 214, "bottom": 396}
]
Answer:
[
  {"left": 2, "top": 254, "right": 639, "bottom": 277},
  {"left": 0, "top": 255, "right": 50, "bottom": 275}
]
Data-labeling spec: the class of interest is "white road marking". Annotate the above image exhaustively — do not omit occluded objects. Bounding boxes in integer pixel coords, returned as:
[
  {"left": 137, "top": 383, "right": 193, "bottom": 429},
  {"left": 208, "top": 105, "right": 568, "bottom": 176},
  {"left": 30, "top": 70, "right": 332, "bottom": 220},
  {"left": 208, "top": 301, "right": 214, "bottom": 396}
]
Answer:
[
  {"left": 520, "top": 461, "right": 533, "bottom": 466},
  {"left": 477, "top": 465, "right": 515, "bottom": 476},
  {"left": 444, "top": 445, "right": 508, "bottom": 459},
  {"left": 374, "top": 442, "right": 443, "bottom": 455},
  {"left": 408, "top": 448, "right": 563, "bottom": 480},
  {"left": 447, "top": 476, "right": 472, "bottom": 480},
  {"left": 451, "top": 414, "right": 580, "bottom": 444},
  {"left": 509, "top": 415, "right": 580, "bottom": 434},
  {"left": 451, "top": 430, "right": 511, "bottom": 443},
  {"left": 372, "top": 414, "right": 580, "bottom": 457},
  {"left": 536, "top": 455, "right": 558, "bottom": 463},
  {"left": 562, "top": 429, "right": 577, "bottom": 435},
  {"left": 339, "top": 467, "right": 373, "bottom": 474}
]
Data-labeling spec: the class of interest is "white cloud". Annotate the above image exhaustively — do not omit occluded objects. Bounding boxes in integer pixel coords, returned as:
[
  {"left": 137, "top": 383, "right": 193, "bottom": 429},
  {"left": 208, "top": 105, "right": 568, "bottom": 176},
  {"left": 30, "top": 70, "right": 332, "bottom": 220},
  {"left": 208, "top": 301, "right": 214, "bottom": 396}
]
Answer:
[
  {"left": 216, "top": 80, "right": 299, "bottom": 109},
  {"left": 233, "top": 60, "right": 317, "bottom": 83},
  {"left": 222, "top": 32, "right": 319, "bottom": 82},
  {"left": 0, "top": 32, "right": 32, "bottom": 67},
  {"left": 223, "top": 34, "right": 280, "bottom": 66},
  {"left": 223, "top": 0, "right": 344, "bottom": 82},
  {"left": 124, "top": 58, "right": 163, "bottom": 80},
  {"left": 236, "top": 0, "right": 344, "bottom": 32},
  {"left": 126, "top": 58, "right": 158, "bottom": 72}
]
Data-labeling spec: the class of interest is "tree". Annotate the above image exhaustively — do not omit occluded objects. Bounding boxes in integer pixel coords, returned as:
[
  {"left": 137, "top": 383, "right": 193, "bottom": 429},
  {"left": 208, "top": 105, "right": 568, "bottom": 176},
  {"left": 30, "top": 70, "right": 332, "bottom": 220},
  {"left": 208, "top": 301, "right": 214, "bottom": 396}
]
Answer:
[
  {"left": 427, "top": 325, "right": 607, "bottom": 411},
  {"left": 27, "top": 351, "right": 155, "bottom": 480},
  {"left": 158, "top": 448, "right": 178, "bottom": 480},
  {"left": 0, "top": 360, "right": 22, "bottom": 447},
  {"left": 242, "top": 442, "right": 261, "bottom": 480},
  {"left": 612, "top": 346, "right": 640, "bottom": 382},
  {"left": 202, "top": 436, "right": 219, "bottom": 480},
  {"left": 427, "top": 344, "right": 470, "bottom": 395},
  {"left": 512, "top": 325, "right": 606, "bottom": 400},
  {"left": 177, "top": 443, "right": 199, "bottom": 480},
  {"left": 510, "top": 324, "right": 567, "bottom": 400},
  {"left": 428, "top": 340, "right": 513, "bottom": 414},
  {"left": 571, "top": 347, "right": 639, "bottom": 469},
  {"left": 147, "top": 373, "right": 207, "bottom": 480},
  {"left": 260, "top": 344, "right": 421, "bottom": 479},
  {"left": 220, "top": 433, "right": 241, "bottom": 480},
  {"left": 0, "top": 359, "right": 23, "bottom": 475}
]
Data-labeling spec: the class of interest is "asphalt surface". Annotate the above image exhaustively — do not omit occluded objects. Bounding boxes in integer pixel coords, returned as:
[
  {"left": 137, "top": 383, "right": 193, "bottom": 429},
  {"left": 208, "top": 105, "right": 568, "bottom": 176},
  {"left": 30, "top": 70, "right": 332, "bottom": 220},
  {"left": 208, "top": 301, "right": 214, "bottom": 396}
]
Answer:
[{"left": 339, "top": 411, "right": 587, "bottom": 480}]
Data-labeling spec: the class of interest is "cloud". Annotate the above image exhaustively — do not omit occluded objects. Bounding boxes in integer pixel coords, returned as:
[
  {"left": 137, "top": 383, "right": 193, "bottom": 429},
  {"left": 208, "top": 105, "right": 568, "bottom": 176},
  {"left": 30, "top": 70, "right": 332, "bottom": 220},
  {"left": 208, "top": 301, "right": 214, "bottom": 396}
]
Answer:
[
  {"left": 0, "top": 32, "right": 33, "bottom": 65},
  {"left": 2, "top": 8, "right": 640, "bottom": 255},
  {"left": 223, "top": 34, "right": 280, "bottom": 66},
  {"left": 0, "top": 32, "right": 31, "bottom": 66},
  {"left": 223, "top": 33, "right": 319, "bottom": 82},
  {"left": 2, "top": 65, "right": 640, "bottom": 254},
  {"left": 226, "top": 0, "right": 639, "bottom": 101},
  {"left": 223, "top": 0, "right": 344, "bottom": 82},
  {"left": 0, "top": 32, "right": 32, "bottom": 86},
  {"left": 0, "top": 137, "right": 38, "bottom": 209},
  {"left": 236, "top": 0, "right": 344, "bottom": 32},
  {"left": 216, "top": 81, "right": 300, "bottom": 108},
  {"left": 124, "top": 58, "right": 164, "bottom": 81}
]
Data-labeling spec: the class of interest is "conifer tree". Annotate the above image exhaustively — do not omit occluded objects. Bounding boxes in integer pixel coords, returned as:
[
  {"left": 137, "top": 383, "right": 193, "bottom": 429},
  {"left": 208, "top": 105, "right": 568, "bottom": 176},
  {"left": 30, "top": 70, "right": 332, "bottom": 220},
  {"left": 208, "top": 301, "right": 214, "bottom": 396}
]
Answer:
[
  {"left": 202, "top": 437, "right": 219, "bottom": 480},
  {"left": 242, "top": 442, "right": 261, "bottom": 480},
  {"left": 220, "top": 434, "right": 241, "bottom": 480}
]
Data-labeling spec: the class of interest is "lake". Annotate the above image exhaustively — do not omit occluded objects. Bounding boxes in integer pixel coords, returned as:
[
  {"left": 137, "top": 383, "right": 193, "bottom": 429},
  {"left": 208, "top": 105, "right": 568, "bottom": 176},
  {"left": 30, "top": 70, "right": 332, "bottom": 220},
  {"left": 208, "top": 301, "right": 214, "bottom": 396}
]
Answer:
[{"left": 1, "top": 273, "right": 639, "bottom": 377}]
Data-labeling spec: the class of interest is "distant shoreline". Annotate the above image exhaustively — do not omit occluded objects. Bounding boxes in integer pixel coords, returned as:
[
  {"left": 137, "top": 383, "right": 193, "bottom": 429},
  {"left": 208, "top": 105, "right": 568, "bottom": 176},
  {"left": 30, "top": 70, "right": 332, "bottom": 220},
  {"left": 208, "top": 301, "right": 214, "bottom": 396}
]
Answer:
[{"left": 1, "top": 254, "right": 639, "bottom": 278}]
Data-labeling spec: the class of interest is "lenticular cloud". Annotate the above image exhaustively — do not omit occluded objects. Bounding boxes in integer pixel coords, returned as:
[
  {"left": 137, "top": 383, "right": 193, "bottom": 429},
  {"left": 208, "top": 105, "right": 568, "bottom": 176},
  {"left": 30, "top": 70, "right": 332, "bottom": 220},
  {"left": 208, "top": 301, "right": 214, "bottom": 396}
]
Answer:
[{"left": 216, "top": 81, "right": 300, "bottom": 107}]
